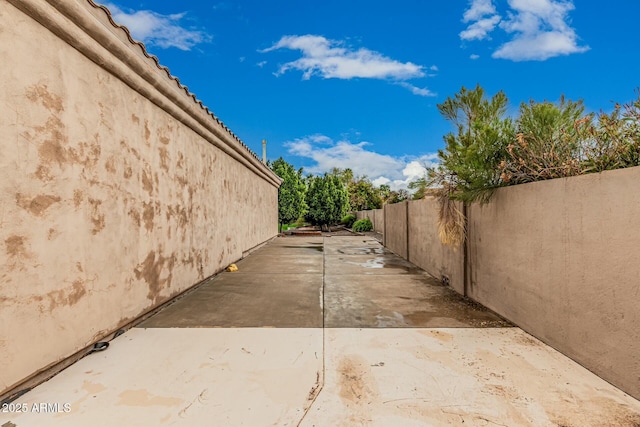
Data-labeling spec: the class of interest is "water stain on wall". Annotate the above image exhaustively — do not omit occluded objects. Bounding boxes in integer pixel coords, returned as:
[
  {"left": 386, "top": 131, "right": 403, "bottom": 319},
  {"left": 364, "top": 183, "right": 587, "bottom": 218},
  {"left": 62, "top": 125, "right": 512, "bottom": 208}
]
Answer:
[
  {"left": 25, "top": 83, "right": 64, "bottom": 114},
  {"left": 142, "top": 202, "right": 156, "bottom": 232},
  {"left": 141, "top": 165, "right": 155, "bottom": 196},
  {"left": 119, "top": 139, "right": 141, "bottom": 160},
  {"left": 37, "top": 124, "right": 68, "bottom": 166},
  {"left": 88, "top": 198, "right": 105, "bottom": 234},
  {"left": 16, "top": 193, "right": 61, "bottom": 216},
  {"left": 73, "top": 190, "right": 83, "bottom": 208},
  {"left": 134, "top": 250, "right": 176, "bottom": 303},
  {"left": 158, "top": 147, "right": 170, "bottom": 172},
  {"left": 144, "top": 120, "right": 151, "bottom": 144},
  {"left": 128, "top": 207, "right": 141, "bottom": 227},
  {"left": 27, "top": 279, "right": 88, "bottom": 312},
  {"left": 158, "top": 132, "right": 170, "bottom": 145},
  {"left": 105, "top": 156, "right": 117, "bottom": 174},
  {"left": 48, "top": 228, "right": 58, "bottom": 240},
  {"left": 5, "top": 235, "right": 28, "bottom": 258},
  {"left": 68, "top": 138, "right": 101, "bottom": 169}
]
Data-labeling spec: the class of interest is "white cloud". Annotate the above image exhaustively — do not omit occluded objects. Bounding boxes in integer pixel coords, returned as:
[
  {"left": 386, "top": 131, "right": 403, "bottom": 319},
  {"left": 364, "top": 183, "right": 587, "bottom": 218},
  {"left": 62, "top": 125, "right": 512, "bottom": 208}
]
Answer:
[
  {"left": 106, "top": 3, "right": 211, "bottom": 51},
  {"left": 397, "top": 82, "right": 437, "bottom": 97},
  {"left": 460, "top": 0, "right": 501, "bottom": 40},
  {"left": 460, "top": 15, "right": 501, "bottom": 41},
  {"left": 493, "top": 0, "right": 589, "bottom": 61},
  {"left": 463, "top": 0, "right": 498, "bottom": 22},
  {"left": 470, "top": 54, "right": 480, "bottom": 60},
  {"left": 256, "top": 60, "right": 267, "bottom": 67},
  {"left": 460, "top": 0, "right": 588, "bottom": 61},
  {"left": 285, "top": 135, "right": 438, "bottom": 191},
  {"left": 261, "top": 35, "right": 425, "bottom": 80}
]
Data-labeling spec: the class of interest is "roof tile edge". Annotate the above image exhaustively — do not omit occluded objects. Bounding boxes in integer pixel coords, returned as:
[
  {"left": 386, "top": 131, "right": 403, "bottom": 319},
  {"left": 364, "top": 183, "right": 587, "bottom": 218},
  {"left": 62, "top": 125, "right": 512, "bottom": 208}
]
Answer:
[{"left": 85, "top": 0, "right": 261, "bottom": 160}]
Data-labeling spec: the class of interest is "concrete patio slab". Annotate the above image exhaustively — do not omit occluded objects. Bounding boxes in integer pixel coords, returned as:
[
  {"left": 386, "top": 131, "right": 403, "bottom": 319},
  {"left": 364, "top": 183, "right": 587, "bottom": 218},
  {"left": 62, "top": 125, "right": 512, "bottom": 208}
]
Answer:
[
  {"left": 4, "top": 235, "right": 639, "bottom": 427},
  {"left": 2, "top": 328, "right": 323, "bottom": 427},
  {"left": 140, "top": 272, "right": 323, "bottom": 328},
  {"left": 324, "top": 274, "right": 510, "bottom": 328},
  {"left": 300, "top": 328, "right": 640, "bottom": 427},
  {"left": 323, "top": 241, "right": 393, "bottom": 256},
  {"left": 325, "top": 254, "right": 427, "bottom": 275},
  {"left": 235, "top": 254, "right": 323, "bottom": 274}
]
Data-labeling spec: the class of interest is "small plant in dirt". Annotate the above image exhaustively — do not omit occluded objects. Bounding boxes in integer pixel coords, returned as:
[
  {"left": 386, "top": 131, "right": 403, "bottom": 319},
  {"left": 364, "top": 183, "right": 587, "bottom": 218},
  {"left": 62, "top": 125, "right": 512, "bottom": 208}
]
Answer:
[
  {"left": 341, "top": 214, "right": 356, "bottom": 228},
  {"left": 352, "top": 218, "right": 373, "bottom": 232}
]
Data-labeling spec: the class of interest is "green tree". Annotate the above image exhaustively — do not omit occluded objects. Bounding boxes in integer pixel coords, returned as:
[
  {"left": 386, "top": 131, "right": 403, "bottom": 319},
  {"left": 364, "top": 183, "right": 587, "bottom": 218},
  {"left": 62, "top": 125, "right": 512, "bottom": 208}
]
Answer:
[
  {"left": 305, "top": 174, "right": 349, "bottom": 231},
  {"left": 269, "top": 157, "right": 307, "bottom": 232},
  {"left": 347, "top": 178, "right": 383, "bottom": 210},
  {"left": 386, "top": 189, "right": 410, "bottom": 204},
  {"left": 408, "top": 177, "right": 429, "bottom": 200},
  {"left": 378, "top": 184, "right": 391, "bottom": 202},
  {"left": 499, "top": 97, "right": 588, "bottom": 184},
  {"left": 432, "top": 84, "right": 514, "bottom": 203},
  {"left": 329, "top": 167, "right": 354, "bottom": 186}
]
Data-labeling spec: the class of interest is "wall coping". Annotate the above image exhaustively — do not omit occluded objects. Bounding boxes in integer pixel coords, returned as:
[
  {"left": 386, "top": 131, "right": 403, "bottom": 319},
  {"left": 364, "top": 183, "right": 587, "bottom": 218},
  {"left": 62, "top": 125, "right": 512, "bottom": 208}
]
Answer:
[{"left": 8, "top": 0, "right": 282, "bottom": 188}]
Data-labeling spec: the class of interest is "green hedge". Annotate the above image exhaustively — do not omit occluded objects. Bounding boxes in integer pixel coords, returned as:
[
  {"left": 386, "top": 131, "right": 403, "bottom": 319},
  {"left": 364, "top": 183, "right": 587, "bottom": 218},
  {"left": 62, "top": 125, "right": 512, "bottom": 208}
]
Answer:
[
  {"left": 341, "top": 214, "right": 356, "bottom": 228},
  {"left": 352, "top": 218, "right": 373, "bottom": 232}
]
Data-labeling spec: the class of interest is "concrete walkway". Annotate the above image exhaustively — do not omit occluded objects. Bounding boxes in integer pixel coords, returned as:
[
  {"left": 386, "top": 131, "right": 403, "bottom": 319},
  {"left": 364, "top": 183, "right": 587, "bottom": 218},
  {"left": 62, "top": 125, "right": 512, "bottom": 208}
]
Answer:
[{"left": 3, "top": 236, "right": 640, "bottom": 426}]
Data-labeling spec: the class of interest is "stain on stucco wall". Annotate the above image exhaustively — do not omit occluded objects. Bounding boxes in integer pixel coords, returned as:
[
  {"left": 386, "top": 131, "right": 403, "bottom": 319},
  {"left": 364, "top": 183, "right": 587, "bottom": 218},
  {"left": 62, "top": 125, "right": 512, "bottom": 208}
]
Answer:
[{"left": 1, "top": 0, "right": 279, "bottom": 395}]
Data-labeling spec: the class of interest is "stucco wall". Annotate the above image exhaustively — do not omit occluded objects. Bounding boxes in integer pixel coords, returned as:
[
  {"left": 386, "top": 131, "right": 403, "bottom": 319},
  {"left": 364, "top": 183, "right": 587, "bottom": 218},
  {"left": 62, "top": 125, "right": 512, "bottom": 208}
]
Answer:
[
  {"left": 407, "top": 199, "right": 464, "bottom": 295},
  {"left": 383, "top": 202, "right": 408, "bottom": 258},
  {"left": 0, "top": 0, "right": 279, "bottom": 395},
  {"left": 377, "top": 168, "right": 640, "bottom": 399},
  {"left": 371, "top": 209, "right": 384, "bottom": 233},
  {"left": 467, "top": 167, "right": 640, "bottom": 400}
]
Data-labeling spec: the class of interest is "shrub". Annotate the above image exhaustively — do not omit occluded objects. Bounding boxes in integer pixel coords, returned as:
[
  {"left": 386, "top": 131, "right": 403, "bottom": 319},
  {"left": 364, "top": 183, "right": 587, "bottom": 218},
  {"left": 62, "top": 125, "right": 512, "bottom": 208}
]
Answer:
[
  {"left": 341, "top": 214, "right": 356, "bottom": 228},
  {"left": 352, "top": 218, "right": 373, "bottom": 232}
]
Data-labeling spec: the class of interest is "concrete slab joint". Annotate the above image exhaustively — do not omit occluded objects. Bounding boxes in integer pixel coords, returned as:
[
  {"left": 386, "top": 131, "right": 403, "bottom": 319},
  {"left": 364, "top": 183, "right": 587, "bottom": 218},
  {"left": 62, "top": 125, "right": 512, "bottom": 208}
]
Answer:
[{"left": 4, "top": 236, "right": 639, "bottom": 426}]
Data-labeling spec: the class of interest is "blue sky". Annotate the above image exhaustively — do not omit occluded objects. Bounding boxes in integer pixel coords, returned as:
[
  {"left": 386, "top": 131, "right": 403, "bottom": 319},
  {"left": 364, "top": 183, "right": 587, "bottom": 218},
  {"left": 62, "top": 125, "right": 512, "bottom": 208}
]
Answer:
[{"left": 103, "top": 0, "right": 639, "bottom": 189}]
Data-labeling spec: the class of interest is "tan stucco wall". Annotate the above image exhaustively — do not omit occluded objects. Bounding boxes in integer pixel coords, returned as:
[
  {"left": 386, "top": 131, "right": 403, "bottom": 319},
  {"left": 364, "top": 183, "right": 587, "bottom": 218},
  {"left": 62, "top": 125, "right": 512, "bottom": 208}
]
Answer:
[
  {"left": 467, "top": 167, "right": 640, "bottom": 400},
  {"left": 378, "top": 167, "right": 640, "bottom": 399},
  {"left": 407, "top": 199, "right": 464, "bottom": 294},
  {"left": 1, "top": 0, "right": 279, "bottom": 395},
  {"left": 371, "top": 209, "right": 384, "bottom": 233},
  {"left": 383, "top": 202, "right": 408, "bottom": 258}
]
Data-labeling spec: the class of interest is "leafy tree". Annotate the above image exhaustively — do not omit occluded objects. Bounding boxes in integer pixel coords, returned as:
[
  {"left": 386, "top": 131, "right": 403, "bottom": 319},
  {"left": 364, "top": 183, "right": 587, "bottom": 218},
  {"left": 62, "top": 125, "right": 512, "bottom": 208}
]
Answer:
[
  {"left": 426, "top": 84, "right": 513, "bottom": 248},
  {"left": 408, "top": 177, "right": 429, "bottom": 200},
  {"left": 582, "top": 95, "right": 640, "bottom": 171},
  {"left": 329, "top": 174, "right": 350, "bottom": 225},
  {"left": 347, "top": 178, "right": 383, "bottom": 210},
  {"left": 329, "top": 167, "right": 354, "bottom": 186},
  {"left": 499, "top": 97, "right": 588, "bottom": 184},
  {"left": 387, "top": 189, "right": 410, "bottom": 204},
  {"left": 432, "top": 84, "right": 514, "bottom": 203},
  {"left": 269, "top": 157, "right": 307, "bottom": 232},
  {"left": 378, "top": 184, "right": 391, "bottom": 202},
  {"left": 305, "top": 173, "right": 349, "bottom": 231}
]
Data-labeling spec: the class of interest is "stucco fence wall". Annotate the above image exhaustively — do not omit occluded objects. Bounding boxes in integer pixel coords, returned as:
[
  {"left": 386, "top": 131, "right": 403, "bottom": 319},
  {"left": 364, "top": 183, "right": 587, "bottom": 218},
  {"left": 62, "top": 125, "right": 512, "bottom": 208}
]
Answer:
[
  {"left": 375, "top": 167, "right": 640, "bottom": 400},
  {"left": 0, "top": 0, "right": 280, "bottom": 397},
  {"left": 353, "top": 209, "right": 383, "bottom": 233}
]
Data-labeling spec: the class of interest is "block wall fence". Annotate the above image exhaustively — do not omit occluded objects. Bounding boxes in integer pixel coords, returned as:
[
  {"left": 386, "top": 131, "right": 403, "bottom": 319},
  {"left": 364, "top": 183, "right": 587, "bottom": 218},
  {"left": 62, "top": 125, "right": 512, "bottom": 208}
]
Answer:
[
  {"left": 1, "top": 0, "right": 280, "bottom": 397},
  {"left": 356, "top": 166, "right": 640, "bottom": 400}
]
